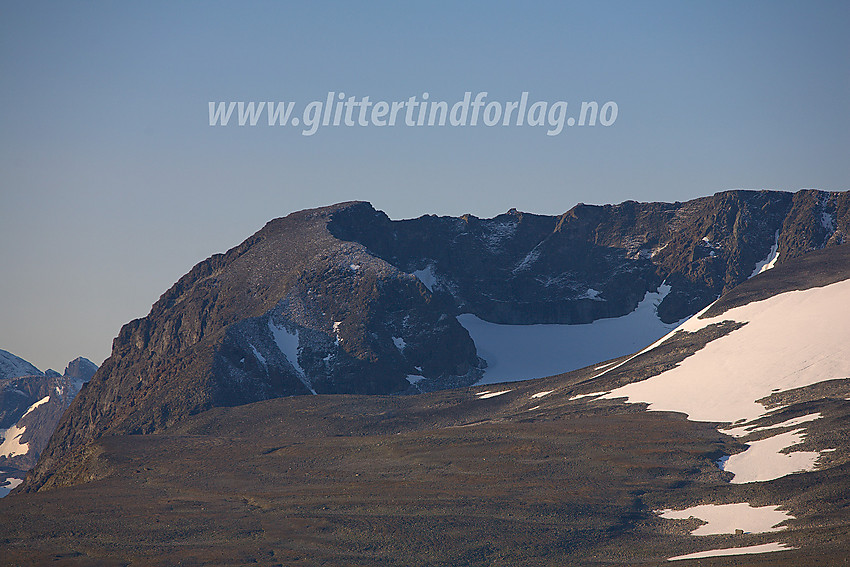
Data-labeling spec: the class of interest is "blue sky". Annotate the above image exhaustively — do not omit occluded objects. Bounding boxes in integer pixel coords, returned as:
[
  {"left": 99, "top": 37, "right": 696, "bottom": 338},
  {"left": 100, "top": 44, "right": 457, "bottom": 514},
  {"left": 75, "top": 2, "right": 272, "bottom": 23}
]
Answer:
[{"left": 1, "top": 0, "right": 848, "bottom": 371}]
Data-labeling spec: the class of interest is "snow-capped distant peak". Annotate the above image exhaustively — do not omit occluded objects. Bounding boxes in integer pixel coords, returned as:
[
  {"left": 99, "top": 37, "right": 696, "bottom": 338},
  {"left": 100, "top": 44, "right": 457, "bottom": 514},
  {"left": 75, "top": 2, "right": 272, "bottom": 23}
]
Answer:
[{"left": 0, "top": 349, "right": 42, "bottom": 381}]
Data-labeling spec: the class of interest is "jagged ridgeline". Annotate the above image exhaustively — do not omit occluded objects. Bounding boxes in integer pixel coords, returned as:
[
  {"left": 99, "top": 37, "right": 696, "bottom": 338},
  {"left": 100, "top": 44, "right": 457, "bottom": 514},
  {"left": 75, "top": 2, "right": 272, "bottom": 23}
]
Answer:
[{"left": 22, "top": 189, "right": 849, "bottom": 493}]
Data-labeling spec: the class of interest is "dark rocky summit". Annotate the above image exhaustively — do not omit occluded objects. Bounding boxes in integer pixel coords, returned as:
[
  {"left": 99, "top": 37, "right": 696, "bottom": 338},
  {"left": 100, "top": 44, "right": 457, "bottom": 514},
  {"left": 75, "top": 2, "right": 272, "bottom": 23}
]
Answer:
[
  {"left": 63, "top": 357, "right": 98, "bottom": 383},
  {"left": 21, "top": 189, "right": 850, "bottom": 493}
]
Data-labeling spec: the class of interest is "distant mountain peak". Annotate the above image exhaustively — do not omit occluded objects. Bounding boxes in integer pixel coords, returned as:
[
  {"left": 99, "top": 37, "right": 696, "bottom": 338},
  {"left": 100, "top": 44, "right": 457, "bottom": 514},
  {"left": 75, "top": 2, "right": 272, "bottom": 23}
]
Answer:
[
  {"left": 63, "top": 357, "right": 97, "bottom": 383},
  {"left": 0, "top": 349, "right": 42, "bottom": 381}
]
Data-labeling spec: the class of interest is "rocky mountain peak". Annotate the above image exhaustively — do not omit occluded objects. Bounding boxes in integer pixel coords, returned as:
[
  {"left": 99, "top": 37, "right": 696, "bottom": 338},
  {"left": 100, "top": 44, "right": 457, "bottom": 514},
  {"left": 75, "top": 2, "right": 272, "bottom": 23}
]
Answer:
[{"left": 63, "top": 357, "right": 97, "bottom": 383}]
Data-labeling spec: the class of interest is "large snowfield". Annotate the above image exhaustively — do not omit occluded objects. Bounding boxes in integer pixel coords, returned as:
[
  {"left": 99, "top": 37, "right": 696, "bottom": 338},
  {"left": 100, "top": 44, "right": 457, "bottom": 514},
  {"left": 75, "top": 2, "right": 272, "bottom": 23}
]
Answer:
[
  {"left": 460, "top": 285, "right": 680, "bottom": 385},
  {"left": 597, "top": 278, "right": 850, "bottom": 560},
  {"left": 600, "top": 279, "right": 850, "bottom": 425}
]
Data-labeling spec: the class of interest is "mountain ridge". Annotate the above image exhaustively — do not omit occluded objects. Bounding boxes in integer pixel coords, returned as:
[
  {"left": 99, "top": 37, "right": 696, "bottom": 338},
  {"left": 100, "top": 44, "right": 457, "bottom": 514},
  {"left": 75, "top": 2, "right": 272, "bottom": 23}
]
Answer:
[
  {"left": 2, "top": 244, "right": 848, "bottom": 564},
  {"left": 20, "top": 188, "right": 850, "bottom": 494}
]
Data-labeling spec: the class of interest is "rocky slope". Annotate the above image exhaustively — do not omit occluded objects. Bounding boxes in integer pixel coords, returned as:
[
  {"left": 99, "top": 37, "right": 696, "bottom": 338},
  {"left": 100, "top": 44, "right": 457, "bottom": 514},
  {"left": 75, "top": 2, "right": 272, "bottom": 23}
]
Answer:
[
  {"left": 21, "top": 189, "right": 850, "bottom": 493},
  {"left": 1, "top": 245, "right": 848, "bottom": 565}
]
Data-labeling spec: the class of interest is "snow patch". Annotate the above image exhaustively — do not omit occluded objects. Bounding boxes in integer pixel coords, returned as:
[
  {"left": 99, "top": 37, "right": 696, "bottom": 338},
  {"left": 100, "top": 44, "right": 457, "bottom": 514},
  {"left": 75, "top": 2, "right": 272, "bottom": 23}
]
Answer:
[
  {"left": 600, "top": 279, "right": 850, "bottom": 486},
  {"left": 667, "top": 542, "right": 795, "bottom": 561},
  {"left": 269, "top": 320, "right": 316, "bottom": 395},
  {"left": 720, "top": 429, "right": 820, "bottom": 483},
  {"left": 750, "top": 230, "right": 780, "bottom": 278},
  {"left": 350, "top": 263, "right": 360, "bottom": 270},
  {"left": 721, "top": 413, "right": 822, "bottom": 438},
  {"left": 821, "top": 211, "right": 836, "bottom": 233},
  {"left": 601, "top": 279, "right": 850, "bottom": 424},
  {"left": 658, "top": 503, "right": 793, "bottom": 536},
  {"left": 0, "top": 424, "right": 30, "bottom": 458},
  {"left": 413, "top": 265, "right": 437, "bottom": 292},
  {"left": 476, "top": 390, "right": 512, "bottom": 399},
  {"left": 512, "top": 245, "right": 542, "bottom": 274},
  {"left": 21, "top": 395, "right": 50, "bottom": 419},
  {"left": 249, "top": 343, "right": 266, "bottom": 368},
  {"left": 0, "top": 477, "right": 23, "bottom": 498},
  {"left": 568, "top": 391, "right": 607, "bottom": 401},
  {"left": 578, "top": 288, "right": 604, "bottom": 301},
  {"left": 531, "top": 391, "right": 553, "bottom": 399},
  {"left": 392, "top": 337, "right": 406, "bottom": 351},
  {"left": 406, "top": 374, "right": 425, "bottom": 385},
  {"left": 462, "top": 284, "right": 679, "bottom": 385}
]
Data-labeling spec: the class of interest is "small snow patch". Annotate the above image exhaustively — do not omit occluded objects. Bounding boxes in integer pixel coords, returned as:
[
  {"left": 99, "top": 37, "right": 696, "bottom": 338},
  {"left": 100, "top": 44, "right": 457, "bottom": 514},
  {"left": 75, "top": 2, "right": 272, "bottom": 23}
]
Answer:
[
  {"left": 413, "top": 265, "right": 437, "bottom": 292},
  {"left": 269, "top": 320, "right": 316, "bottom": 395},
  {"left": 21, "top": 395, "right": 50, "bottom": 419},
  {"left": 658, "top": 503, "right": 793, "bottom": 536},
  {"left": 392, "top": 337, "right": 406, "bottom": 351},
  {"left": 750, "top": 230, "right": 780, "bottom": 278},
  {"left": 512, "top": 245, "right": 542, "bottom": 274},
  {"left": 249, "top": 343, "right": 267, "bottom": 368},
  {"left": 531, "top": 391, "right": 553, "bottom": 399},
  {"left": 722, "top": 413, "right": 822, "bottom": 438},
  {"left": 0, "top": 477, "right": 23, "bottom": 498},
  {"left": 476, "top": 390, "right": 512, "bottom": 399},
  {"left": 667, "top": 542, "right": 795, "bottom": 561},
  {"left": 406, "top": 374, "right": 425, "bottom": 385},
  {"left": 569, "top": 391, "right": 606, "bottom": 401},
  {"left": 720, "top": 429, "right": 820, "bottom": 483},
  {"left": 821, "top": 211, "right": 836, "bottom": 233},
  {"left": 578, "top": 288, "right": 604, "bottom": 301}
]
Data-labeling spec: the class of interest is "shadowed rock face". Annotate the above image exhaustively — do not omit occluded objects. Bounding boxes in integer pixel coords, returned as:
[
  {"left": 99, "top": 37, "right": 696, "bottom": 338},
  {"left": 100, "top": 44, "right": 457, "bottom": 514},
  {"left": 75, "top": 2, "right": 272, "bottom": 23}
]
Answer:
[
  {"left": 329, "top": 189, "right": 849, "bottom": 324},
  {"left": 21, "top": 189, "right": 850, "bottom": 493}
]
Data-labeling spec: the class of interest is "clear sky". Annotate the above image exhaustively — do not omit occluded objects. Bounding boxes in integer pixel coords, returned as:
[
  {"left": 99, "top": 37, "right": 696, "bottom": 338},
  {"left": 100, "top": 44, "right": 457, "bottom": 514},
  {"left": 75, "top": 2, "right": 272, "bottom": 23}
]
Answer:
[{"left": 1, "top": 0, "right": 848, "bottom": 371}]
